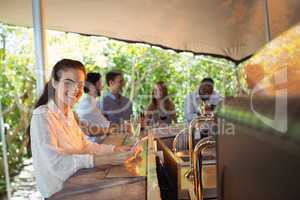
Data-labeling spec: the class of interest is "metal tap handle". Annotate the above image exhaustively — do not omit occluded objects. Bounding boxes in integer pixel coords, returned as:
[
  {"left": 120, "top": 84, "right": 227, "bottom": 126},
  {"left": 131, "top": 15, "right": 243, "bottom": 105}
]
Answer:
[
  {"left": 193, "top": 136, "right": 216, "bottom": 200},
  {"left": 187, "top": 116, "right": 214, "bottom": 178},
  {"left": 172, "top": 128, "right": 188, "bottom": 152}
]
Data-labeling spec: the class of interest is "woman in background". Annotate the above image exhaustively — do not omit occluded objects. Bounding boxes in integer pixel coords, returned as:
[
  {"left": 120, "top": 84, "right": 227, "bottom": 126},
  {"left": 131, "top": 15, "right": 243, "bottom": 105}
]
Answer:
[
  {"left": 29, "top": 59, "right": 131, "bottom": 198},
  {"left": 145, "top": 81, "right": 177, "bottom": 126}
]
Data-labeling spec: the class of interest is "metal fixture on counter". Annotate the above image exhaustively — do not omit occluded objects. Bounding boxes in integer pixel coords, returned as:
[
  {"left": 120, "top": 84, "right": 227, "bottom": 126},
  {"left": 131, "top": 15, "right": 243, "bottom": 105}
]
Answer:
[
  {"left": 193, "top": 136, "right": 216, "bottom": 200},
  {"left": 185, "top": 113, "right": 214, "bottom": 179}
]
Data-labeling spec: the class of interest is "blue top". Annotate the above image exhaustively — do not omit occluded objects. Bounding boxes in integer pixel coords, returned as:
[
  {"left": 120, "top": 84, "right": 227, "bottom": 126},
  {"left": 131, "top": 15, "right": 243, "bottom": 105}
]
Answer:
[{"left": 99, "top": 92, "right": 133, "bottom": 124}]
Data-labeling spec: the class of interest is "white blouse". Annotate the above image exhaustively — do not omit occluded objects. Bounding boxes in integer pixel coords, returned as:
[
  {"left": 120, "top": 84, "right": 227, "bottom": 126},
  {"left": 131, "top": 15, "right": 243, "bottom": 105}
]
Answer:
[{"left": 30, "top": 100, "right": 115, "bottom": 198}]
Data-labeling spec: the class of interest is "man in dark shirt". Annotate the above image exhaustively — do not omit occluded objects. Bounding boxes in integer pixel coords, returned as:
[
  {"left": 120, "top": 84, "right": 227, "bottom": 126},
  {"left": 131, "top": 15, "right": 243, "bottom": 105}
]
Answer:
[{"left": 99, "top": 71, "right": 133, "bottom": 124}]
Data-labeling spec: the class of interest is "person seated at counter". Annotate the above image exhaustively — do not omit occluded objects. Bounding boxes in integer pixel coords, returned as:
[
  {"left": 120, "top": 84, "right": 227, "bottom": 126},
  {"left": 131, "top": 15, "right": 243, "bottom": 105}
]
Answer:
[
  {"left": 100, "top": 70, "right": 133, "bottom": 124},
  {"left": 29, "top": 59, "right": 132, "bottom": 199},
  {"left": 145, "top": 81, "right": 177, "bottom": 126},
  {"left": 184, "top": 77, "right": 221, "bottom": 123},
  {"left": 76, "top": 72, "right": 110, "bottom": 143}
]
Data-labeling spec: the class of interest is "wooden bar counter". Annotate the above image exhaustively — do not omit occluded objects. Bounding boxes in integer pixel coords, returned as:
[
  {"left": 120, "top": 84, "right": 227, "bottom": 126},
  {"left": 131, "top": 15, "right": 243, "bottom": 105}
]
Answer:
[
  {"left": 48, "top": 125, "right": 216, "bottom": 200},
  {"left": 49, "top": 134, "right": 162, "bottom": 200}
]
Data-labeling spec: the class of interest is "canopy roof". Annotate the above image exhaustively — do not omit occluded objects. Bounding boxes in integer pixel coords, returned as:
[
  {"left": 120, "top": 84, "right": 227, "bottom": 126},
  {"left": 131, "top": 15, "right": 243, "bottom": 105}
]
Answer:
[{"left": 1, "top": 0, "right": 300, "bottom": 62}]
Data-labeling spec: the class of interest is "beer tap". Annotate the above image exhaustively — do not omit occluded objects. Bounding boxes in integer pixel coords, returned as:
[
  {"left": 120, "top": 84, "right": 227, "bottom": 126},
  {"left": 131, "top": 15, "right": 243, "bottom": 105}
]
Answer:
[
  {"left": 185, "top": 99, "right": 214, "bottom": 179},
  {"left": 193, "top": 136, "right": 216, "bottom": 200}
]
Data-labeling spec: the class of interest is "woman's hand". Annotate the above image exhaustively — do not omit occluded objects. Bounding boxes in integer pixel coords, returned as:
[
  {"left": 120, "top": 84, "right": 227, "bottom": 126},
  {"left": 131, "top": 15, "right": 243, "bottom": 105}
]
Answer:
[
  {"left": 110, "top": 151, "right": 132, "bottom": 165},
  {"left": 125, "top": 144, "right": 143, "bottom": 163}
]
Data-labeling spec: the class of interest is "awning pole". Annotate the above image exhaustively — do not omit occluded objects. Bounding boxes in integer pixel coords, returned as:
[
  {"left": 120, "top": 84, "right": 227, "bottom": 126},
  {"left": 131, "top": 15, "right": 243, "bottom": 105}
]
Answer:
[
  {"left": 32, "top": 0, "right": 47, "bottom": 97},
  {"left": 264, "top": 0, "right": 271, "bottom": 42},
  {"left": 0, "top": 102, "right": 11, "bottom": 200}
]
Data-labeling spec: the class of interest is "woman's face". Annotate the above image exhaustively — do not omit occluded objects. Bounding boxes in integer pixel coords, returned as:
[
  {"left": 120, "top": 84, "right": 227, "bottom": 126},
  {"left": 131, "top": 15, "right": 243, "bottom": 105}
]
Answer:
[
  {"left": 88, "top": 78, "right": 102, "bottom": 97},
  {"left": 154, "top": 85, "right": 164, "bottom": 99},
  {"left": 54, "top": 68, "right": 85, "bottom": 108}
]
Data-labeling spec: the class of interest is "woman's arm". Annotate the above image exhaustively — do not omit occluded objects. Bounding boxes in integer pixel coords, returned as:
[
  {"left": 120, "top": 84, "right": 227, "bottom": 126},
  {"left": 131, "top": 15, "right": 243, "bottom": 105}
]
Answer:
[
  {"left": 78, "top": 120, "right": 109, "bottom": 136},
  {"left": 81, "top": 129, "right": 131, "bottom": 155},
  {"left": 93, "top": 151, "right": 131, "bottom": 166},
  {"left": 145, "top": 106, "right": 156, "bottom": 126}
]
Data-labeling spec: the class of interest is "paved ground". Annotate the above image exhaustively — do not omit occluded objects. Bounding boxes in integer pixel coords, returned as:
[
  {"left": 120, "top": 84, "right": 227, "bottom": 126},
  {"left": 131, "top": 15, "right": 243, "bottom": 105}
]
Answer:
[{"left": 9, "top": 158, "right": 43, "bottom": 200}]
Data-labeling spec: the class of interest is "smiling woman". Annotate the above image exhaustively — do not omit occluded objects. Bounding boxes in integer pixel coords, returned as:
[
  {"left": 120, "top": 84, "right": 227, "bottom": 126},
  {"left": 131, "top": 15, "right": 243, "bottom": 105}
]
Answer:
[
  {"left": 35, "top": 59, "right": 86, "bottom": 113},
  {"left": 28, "top": 59, "right": 132, "bottom": 198}
]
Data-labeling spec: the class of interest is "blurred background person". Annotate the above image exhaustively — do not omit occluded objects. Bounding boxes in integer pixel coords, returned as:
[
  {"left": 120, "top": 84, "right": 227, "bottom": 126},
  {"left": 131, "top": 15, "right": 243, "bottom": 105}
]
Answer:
[
  {"left": 145, "top": 81, "right": 177, "bottom": 126},
  {"left": 184, "top": 77, "right": 221, "bottom": 123},
  {"left": 76, "top": 72, "right": 110, "bottom": 143},
  {"left": 100, "top": 71, "right": 133, "bottom": 124}
]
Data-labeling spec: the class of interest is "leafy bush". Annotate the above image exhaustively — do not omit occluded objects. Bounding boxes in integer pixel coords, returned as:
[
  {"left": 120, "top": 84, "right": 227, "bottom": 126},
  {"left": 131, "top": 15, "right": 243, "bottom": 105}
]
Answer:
[{"left": 0, "top": 24, "right": 36, "bottom": 194}]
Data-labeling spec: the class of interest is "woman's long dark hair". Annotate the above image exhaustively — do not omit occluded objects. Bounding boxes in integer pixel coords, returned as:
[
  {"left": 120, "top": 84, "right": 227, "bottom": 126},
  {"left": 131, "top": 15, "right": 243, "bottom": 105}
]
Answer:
[
  {"left": 148, "top": 81, "right": 174, "bottom": 111},
  {"left": 26, "top": 59, "right": 86, "bottom": 155}
]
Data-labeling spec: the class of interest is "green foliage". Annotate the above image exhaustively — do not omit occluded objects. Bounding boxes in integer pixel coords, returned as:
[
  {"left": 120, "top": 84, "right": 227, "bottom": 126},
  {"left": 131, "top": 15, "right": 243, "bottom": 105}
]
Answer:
[
  {"left": 0, "top": 23, "right": 248, "bottom": 194},
  {"left": 0, "top": 24, "right": 36, "bottom": 194}
]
